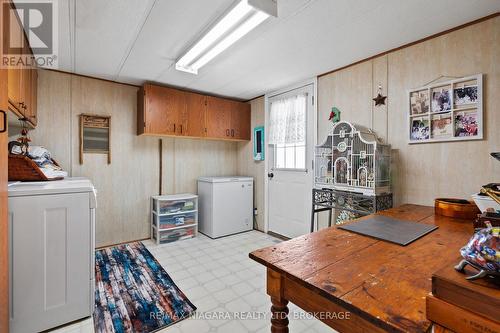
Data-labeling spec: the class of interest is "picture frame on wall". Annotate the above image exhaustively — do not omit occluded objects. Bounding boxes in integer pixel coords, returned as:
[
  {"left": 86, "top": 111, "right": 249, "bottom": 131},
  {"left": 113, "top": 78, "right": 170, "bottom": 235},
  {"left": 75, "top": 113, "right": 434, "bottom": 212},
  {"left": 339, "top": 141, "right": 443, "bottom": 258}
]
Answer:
[
  {"left": 454, "top": 85, "right": 478, "bottom": 106},
  {"left": 431, "top": 114, "right": 452, "bottom": 139},
  {"left": 431, "top": 87, "right": 451, "bottom": 113},
  {"left": 407, "top": 74, "right": 483, "bottom": 144},
  {"left": 410, "top": 90, "right": 429, "bottom": 115}
]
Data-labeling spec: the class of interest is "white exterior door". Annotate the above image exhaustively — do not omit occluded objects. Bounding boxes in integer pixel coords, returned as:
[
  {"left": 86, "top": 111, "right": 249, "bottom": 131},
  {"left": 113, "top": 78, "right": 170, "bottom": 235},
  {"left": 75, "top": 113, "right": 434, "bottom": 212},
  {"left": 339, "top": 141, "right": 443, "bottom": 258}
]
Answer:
[{"left": 267, "top": 84, "right": 315, "bottom": 238}]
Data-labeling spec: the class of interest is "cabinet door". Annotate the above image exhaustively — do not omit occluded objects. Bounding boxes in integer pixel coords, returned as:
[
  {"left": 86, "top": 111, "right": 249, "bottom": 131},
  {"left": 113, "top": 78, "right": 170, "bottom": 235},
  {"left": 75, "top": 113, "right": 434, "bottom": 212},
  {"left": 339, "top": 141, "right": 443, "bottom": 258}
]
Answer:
[
  {"left": 20, "top": 61, "right": 31, "bottom": 118},
  {"left": 20, "top": 43, "right": 34, "bottom": 121},
  {"left": 9, "top": 193, "right": 91, "bottom": 333},
  {"left": 231, "top": 102, "right": 251, "bottom": 140},
  {"left": 206, "top": 96, "right": 232, "bottom": 139},
  {"left": 184, "top": 93, "right": 206, "bottom": 137},
  {"left": 29, "top": 68, "right": 38, "bottom": 126},
  {"left": 5, "top": 6, "right": 23, "bottom": 113},
  {"left": 145, "top": 85, "right": 186, "bottom": 135}
]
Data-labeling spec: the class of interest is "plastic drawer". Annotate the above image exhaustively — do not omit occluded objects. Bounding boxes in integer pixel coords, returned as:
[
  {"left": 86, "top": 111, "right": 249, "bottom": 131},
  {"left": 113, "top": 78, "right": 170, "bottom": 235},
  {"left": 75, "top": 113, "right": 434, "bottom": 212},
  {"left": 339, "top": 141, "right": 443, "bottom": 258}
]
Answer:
[
  {"left": 153, "top": 226, "right": 196, "bottom": 244},
  {"left": 156, "top": 199, "right": 196, "bottom": 214},
  {"left": 158, "top": 212, "right": 196, "bottom": 229}
]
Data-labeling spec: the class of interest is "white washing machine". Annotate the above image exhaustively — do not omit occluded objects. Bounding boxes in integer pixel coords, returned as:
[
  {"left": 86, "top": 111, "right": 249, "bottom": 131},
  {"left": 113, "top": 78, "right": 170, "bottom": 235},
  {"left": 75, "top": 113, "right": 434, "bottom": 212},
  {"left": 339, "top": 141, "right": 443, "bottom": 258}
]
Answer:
[
  {"left": 198, "top": 176, "right": 253, "bottom": 238},
  {"left": 8, "top": 178, "right": 96, "bottom": 333}
]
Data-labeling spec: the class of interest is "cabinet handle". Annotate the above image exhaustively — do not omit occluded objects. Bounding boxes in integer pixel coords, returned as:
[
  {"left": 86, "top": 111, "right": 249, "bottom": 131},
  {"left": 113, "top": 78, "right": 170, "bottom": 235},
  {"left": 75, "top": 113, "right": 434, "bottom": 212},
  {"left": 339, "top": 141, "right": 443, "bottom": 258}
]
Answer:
[
  {"left": 231, "top": 129, "right": 234, "bottom": 137},
  {"left": 180, "top": 124, "right": 183, "bottom": 134},
  {"left": 226, "top": 129, "right": 230, "bottom": 136},
  {"left": 0, "top": 110, "right": 6, "bottom": 133},
  {"left": 173, "top": 124, "right": 176, "bottom": 133}
]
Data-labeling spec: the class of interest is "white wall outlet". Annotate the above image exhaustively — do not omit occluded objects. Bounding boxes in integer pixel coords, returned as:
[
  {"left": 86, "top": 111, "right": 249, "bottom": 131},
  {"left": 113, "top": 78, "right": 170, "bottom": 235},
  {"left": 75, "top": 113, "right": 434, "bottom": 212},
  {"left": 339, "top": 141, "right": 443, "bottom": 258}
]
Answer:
[{"left": 254, "top": 208, "right": 258, "bottom": 216}]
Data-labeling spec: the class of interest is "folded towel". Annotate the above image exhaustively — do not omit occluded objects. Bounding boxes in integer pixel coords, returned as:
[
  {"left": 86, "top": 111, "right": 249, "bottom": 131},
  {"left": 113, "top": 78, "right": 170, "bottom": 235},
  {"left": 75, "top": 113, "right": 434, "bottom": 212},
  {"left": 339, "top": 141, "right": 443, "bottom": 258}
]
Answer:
[{"left": 40, "top": 168, "right": 68, "bottom": 179}]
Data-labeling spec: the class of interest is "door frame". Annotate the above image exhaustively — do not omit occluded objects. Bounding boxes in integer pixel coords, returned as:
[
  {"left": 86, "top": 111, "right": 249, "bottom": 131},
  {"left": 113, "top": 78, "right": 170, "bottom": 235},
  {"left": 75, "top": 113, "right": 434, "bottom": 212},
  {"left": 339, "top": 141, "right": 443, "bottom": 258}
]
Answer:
[
  {"left": 263, "top": 78, "right": 317, "bottom": 234},
  {"left": 1, "top": 1, "right": 10, "bottom": 330}
]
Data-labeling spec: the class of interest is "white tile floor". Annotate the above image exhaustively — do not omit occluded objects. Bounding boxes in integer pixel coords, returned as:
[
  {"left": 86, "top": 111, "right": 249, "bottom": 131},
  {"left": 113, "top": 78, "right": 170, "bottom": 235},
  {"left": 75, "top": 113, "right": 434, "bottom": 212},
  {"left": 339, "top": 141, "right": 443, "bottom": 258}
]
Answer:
[{"left": 49, "top": 231, "right": 335, "bottom": 333}]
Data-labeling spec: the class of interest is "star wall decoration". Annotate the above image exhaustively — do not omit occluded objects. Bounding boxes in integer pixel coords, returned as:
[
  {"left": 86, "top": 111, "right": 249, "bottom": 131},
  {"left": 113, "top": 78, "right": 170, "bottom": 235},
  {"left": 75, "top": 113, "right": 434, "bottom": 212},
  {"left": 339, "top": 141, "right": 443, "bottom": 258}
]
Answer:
[{"left": 373, "top": 84, "right": 387, "bottom": 106}]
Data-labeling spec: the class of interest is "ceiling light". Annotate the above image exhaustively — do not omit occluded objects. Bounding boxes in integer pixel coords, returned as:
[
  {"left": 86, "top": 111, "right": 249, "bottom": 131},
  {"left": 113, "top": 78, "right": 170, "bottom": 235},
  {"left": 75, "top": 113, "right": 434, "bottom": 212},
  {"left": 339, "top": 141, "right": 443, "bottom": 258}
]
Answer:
[{"left": 175, "top": 0, "right": 276, "bottom": 75}]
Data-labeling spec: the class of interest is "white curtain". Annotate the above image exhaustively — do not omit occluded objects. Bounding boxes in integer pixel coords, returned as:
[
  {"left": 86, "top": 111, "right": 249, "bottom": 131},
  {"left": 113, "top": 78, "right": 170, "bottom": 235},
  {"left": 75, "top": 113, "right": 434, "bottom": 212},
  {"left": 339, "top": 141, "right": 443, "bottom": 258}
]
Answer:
[{"left": 268, "top": 93, "right": 307, "bottom": 145}]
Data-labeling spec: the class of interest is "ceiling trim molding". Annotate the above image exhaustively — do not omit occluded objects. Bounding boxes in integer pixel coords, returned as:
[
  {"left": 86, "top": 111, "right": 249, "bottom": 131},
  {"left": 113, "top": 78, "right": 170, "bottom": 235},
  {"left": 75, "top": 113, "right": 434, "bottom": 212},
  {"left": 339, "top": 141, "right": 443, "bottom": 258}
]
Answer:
[
  {"left": 38, "top": 68, "right": 249, "bottom": 103},
  {"left": 144, "top": 81, "right": 247, "bottom": 102},
  {"left": 244, "top": 12, "right": 499, "bottom": 102},
  {"left": 317, "top": 12, "right": 499, "bottom": 79},
  {"left": 245, "top": 94, "right": 264, "bottom": 103},
  {"left": 40, "top": 68, "right": 141, "bottom": 88}
]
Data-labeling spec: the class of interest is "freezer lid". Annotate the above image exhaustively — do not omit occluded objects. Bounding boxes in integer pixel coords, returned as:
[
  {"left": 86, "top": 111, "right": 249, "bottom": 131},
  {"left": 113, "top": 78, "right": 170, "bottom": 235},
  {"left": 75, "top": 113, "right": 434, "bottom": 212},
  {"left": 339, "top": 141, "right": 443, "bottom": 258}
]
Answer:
[
  {"left": 8, "top": 177, "right": 96, "bottom": 197},
  {"left": 198, "top": 176, "right": 254, "bottom": 183}
]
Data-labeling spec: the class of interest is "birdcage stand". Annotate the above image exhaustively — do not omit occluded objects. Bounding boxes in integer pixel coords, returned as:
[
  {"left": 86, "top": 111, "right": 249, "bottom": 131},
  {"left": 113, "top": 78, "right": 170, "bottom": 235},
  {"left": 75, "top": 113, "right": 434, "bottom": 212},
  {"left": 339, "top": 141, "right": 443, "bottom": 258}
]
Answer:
[{"left": 311, "top": 188, "right": 393, "bottom": 232}]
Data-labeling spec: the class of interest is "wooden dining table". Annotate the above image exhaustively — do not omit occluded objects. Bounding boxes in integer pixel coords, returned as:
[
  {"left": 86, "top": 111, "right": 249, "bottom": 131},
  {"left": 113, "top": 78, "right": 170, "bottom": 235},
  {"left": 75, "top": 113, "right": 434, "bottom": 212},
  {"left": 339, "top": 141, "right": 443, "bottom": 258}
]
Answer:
[{"left": 249, "top": 204, "right": 474, "bottom": 333}]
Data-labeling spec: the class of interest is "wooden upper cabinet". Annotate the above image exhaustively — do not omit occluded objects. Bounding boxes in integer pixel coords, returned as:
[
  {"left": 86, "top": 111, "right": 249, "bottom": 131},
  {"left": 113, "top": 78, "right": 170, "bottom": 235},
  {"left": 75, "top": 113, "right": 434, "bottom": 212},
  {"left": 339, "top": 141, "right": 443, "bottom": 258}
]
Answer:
[
  {"left": 185, "top": 93, "right": 206, "bottom": 138},
  {"left": 231, "top": 102, "right": 251, "bottom": 140},
  {"left": 206, "top": 96, "right": 232, "bottom": 139},
  {"left": 206, "top": 97, "right": 250, "bottom": 140},
  {"left": 143, "top": 84, "right": 186, "bottom": 135},
  {"left": 138, "top": 84, "right": 250, "bottom": 141}
]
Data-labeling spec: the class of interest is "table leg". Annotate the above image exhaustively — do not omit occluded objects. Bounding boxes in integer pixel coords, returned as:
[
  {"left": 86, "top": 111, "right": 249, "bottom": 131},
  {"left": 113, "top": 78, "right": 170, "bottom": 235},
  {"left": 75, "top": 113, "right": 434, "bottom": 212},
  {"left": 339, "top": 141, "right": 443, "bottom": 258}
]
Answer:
[
  {"left": 271, "top": 297, "right": 289, "bottom": 333},
  {"left": 310, "top": 207, "right": 316, "bottom": 232},
  {"left": 328, "top": 208, "right": 333, "bottom": 227}
]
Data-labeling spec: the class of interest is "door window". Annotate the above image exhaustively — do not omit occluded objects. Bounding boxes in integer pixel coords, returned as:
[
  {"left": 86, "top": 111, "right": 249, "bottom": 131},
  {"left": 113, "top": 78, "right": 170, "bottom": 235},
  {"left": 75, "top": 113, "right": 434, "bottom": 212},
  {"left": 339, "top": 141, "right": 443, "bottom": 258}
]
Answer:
[{"left": 269, "top": 93, "right": 307, "bottom": 170}]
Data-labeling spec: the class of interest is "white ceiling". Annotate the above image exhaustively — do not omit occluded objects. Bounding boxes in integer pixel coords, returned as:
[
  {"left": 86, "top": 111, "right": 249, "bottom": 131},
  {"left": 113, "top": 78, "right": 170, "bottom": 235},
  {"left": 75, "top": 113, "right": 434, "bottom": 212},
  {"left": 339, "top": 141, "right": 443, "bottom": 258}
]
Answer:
[{"left": 28, "top": 0, "right": 500, "bottom": 100}]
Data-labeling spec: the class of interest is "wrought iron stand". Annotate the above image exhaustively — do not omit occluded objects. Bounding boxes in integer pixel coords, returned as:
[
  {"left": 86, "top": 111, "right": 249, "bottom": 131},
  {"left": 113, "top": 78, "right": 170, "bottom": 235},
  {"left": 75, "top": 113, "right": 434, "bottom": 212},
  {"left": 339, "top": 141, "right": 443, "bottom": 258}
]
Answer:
[{"left": 311, "top": 188, "right": 393, "bottom": 232}]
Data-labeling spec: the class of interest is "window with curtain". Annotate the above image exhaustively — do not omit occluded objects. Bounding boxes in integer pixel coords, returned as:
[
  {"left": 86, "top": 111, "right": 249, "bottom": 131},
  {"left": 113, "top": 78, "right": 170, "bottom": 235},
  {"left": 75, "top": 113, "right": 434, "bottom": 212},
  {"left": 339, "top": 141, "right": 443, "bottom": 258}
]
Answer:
[{"left": 269, "top": 93, "right": 307, "bottom": 170}]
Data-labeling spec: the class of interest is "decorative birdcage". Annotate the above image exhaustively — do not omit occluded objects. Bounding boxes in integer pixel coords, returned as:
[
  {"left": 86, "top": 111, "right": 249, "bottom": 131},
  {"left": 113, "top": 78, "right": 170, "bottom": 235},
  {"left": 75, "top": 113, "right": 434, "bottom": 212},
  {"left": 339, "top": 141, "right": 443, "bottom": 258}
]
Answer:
[{"left": 315, "top": 121, "right": 391, "bottom": 196}]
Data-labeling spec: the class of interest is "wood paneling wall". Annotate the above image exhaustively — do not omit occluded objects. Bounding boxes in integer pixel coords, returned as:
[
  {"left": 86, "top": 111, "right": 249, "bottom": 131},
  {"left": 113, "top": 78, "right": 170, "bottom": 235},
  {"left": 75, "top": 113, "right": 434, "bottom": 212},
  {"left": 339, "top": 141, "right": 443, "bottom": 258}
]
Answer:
[
  {"left": 317, "top": 16, "right": 500, "bottom": 208},
  {"left": 237, "top": 97, "right": 265, "bottom": 230},
  {"left": 30, "top": 70, "right": 238, "bottom": 247}
]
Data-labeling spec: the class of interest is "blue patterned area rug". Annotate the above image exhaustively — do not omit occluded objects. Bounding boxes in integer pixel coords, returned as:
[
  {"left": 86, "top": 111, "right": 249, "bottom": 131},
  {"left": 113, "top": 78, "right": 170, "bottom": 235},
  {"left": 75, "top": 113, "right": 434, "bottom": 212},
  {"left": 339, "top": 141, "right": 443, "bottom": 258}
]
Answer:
[{"left": 94, "top": 242, "right": 196, "bottom": 333}]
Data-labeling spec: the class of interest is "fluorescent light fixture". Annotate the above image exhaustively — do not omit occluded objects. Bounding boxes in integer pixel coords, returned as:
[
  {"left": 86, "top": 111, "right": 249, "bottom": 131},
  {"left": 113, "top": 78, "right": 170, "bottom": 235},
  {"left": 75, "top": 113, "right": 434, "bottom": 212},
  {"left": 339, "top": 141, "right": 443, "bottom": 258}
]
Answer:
[{"left": 175, "top": 0, "right": 275, "bottom": 74}]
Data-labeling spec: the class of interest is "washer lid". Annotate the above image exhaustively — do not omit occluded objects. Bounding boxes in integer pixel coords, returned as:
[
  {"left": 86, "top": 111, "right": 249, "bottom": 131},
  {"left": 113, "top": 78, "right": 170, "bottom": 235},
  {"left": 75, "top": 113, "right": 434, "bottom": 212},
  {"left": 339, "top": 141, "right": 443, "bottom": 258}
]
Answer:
[
  {"left": 8, "top": 177, "right": 95, "bottom": 197},
  {"left": 198, "top": 176, "right": 253, "bottom": 183}
]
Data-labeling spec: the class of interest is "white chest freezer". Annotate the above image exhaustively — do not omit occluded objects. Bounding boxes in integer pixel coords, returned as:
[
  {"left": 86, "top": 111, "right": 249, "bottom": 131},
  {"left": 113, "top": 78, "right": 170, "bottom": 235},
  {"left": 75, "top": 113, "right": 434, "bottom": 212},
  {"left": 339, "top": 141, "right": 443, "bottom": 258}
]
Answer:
[{"left": 198, "top": 176, "right": 253, "bottom": 238}]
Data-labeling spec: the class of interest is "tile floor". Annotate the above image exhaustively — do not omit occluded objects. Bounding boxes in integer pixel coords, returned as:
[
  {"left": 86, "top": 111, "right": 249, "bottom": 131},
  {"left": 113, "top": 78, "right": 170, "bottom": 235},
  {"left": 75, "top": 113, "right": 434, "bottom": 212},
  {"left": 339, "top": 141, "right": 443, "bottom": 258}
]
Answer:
[{"left": 49, "top": 231, "right": 335, "bottom": 333}]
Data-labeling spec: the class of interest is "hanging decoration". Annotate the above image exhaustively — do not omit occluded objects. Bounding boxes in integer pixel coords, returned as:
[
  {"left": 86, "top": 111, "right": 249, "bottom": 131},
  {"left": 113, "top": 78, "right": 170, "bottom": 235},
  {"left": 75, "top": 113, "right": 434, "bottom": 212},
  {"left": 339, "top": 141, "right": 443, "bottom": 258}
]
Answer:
[
  {"left": 17, "top": 117, "right": 31, "bottom": 155},
  {"left": 372, "top": 84, "right": 387, "bottom": 106},
  {"left": 328, "top": 107, "right": 341, "bottom": 123}
]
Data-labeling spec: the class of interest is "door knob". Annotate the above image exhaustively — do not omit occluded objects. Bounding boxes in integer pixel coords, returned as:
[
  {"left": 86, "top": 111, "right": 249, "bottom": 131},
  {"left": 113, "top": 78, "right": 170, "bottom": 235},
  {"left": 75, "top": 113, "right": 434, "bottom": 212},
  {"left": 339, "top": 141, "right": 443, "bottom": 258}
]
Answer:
[{"left": 268, "top": 172, "right": 274, "bottom": 179}]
